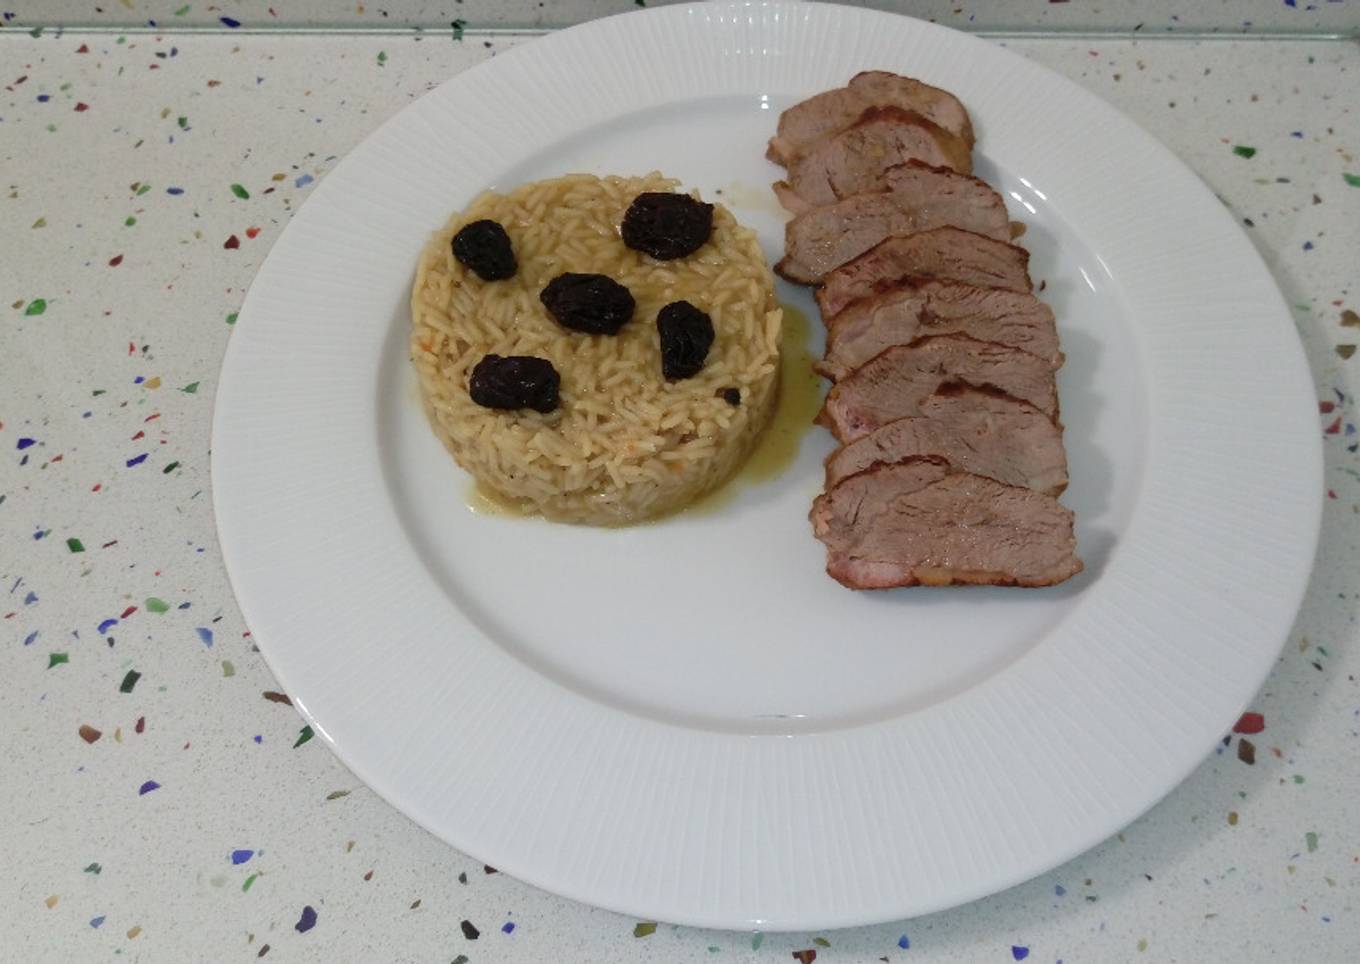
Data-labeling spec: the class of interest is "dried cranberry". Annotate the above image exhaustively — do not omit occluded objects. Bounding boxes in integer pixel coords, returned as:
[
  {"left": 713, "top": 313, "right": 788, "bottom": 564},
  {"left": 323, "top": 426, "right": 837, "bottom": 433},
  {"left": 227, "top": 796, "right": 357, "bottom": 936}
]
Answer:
[
  {"left": 657, "top": 301, "right": 715, "bottom": 380},
  {"left": 539, "top": 273, "right": 635, "bottom": 335},
  {"left": 621, "top": 192, "right": 714, "bottom": 260},
  {"left": 719, "top": 387, "right": 741, "bottom": 406},
  {"left": 469, "top": 354, "right": 560, "bottom": 413},
  {"left": 452, "top": 219, "right": 517, "bottom": 281}
]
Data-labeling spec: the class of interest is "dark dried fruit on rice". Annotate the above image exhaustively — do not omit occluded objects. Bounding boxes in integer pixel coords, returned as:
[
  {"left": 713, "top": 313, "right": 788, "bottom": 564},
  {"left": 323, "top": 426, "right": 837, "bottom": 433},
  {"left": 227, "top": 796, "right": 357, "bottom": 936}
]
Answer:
[
  {"left": 657, "top": 301, "right": 715, "bottom": 380},
  {"left": 540, "top": 272, "right": 636, "bottom": 335},
  {"left": 451, "top": 219, "right": 517, "bottom": 281},
  {"left": 469, "top": 354, "right": 560, "bottom": 413},
  {"left": 621, "top": 192, "right": 714, "bottom": 260},
  {"left": 720, "top": 387, "right": 742, "bottom": 406}
]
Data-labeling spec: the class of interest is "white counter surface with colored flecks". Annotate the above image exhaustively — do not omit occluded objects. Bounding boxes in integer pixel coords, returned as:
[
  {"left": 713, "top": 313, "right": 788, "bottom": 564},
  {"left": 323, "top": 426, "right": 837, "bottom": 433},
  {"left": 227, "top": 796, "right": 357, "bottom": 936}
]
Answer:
[{"left": 2, "top": 26, "right": 1358, "bottom": 964}]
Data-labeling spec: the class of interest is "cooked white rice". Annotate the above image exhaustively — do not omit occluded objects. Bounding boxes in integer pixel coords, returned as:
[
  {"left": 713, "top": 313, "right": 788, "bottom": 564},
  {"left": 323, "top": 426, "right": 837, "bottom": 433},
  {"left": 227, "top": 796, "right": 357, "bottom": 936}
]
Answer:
[{"left": 410, "top": 173, "right": 782, "bottom": 524}]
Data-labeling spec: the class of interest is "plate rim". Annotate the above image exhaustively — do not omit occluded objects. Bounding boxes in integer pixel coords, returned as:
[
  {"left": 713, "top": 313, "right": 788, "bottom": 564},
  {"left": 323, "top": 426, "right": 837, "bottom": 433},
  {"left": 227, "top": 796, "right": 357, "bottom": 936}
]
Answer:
[{"left": 211, "top": 0, "right": 1323, "bottom": 929}]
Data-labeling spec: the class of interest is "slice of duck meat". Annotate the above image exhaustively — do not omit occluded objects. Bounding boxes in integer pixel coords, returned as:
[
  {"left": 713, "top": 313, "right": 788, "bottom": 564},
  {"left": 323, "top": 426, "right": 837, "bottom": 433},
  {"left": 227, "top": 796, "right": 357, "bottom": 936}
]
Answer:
[
  {"left": 849, "top": 71, "right": 975, "bottom": 149},
  {"left": 810, "top": 460, "right": 1082, "bottom": 589},
  {"left": 767, "top": 70, "right": 975, "bottom": 167},
  {"left": 817, "top": 227, "right": 1032, "bottom": 318},
  {"left": 824, "top": 390, "right": 1069, "bottom": 494},
  {"left": 774, "top": 106, "right": 973, "bottom": 213},
  {"left": 776, "top": 162, "right": 1010, "bottom": 284},
  {"left": 816, "top": 336, "right": 1058, "bottom": 442},
  {"left": 818, "top": 280, "right": 1060, "bottom": 381}
]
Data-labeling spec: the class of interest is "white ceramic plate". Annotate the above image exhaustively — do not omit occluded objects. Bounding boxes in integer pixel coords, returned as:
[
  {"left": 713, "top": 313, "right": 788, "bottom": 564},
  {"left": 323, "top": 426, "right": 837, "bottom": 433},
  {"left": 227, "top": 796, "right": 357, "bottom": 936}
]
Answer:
[{"left": 212, "top": 0, "right": 1321, "bottom": 930}]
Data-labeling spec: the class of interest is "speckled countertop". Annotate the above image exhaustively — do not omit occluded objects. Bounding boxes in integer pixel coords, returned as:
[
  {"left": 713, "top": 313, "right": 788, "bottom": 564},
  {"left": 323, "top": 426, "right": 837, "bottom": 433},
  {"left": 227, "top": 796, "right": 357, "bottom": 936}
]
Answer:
[{"left": 2, "top": 23, "right": 1359, "bottom": 964}]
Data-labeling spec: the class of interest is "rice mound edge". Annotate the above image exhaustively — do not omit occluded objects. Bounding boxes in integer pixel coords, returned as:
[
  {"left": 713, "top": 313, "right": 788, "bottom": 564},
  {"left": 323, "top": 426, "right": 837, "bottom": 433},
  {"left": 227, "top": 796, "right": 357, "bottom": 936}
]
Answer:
[{"left": 410, "top": 172, "right": 783, "bottom": 525}]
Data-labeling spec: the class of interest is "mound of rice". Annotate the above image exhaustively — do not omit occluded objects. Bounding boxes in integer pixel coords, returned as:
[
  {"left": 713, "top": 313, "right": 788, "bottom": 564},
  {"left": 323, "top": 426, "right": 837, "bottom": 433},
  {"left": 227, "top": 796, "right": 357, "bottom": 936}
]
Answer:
[{"left": 410, "top": 172, "right": 783, "bottom": 525}]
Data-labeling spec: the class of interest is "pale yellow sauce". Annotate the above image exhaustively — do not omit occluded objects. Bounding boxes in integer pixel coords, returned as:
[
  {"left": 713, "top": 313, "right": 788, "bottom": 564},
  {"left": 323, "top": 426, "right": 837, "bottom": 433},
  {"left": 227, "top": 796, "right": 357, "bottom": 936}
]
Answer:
[
  {"left": 465, "top": 482, "right": 534, "bottom": 517},
  {"left": 464, "top": 302, "right": 822, "bottom": 521},
  {"left": 682, "top": 302, "right": 820, "bottom": 516},
  {"left": 714, "top": 181, "right": 794, "bottom": 221}
]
